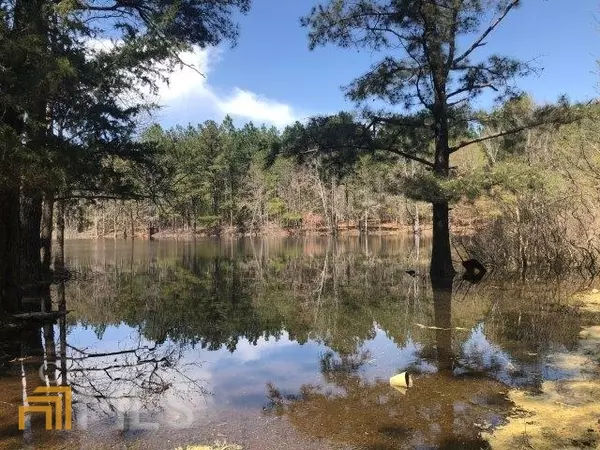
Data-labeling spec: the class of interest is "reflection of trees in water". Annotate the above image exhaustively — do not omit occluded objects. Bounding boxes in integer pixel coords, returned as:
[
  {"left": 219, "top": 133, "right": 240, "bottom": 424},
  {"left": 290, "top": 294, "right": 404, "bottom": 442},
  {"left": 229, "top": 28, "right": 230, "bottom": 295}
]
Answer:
[
  {"left": 66, "top": 340, "right": 203, "bottom": 413},
  {"left": 266, "top": 349, "right": 510, "bottom": 450},
  {"left": 0, "top": 282, "right": 204, "bottom": 448},
  {"left": 67, "top": 237, "right": 434, "bottom": 356},
  {"left": 266, "top": 376, "right": 510, "bottom": 450},
  {"left": 2, "top": 237, "right": 588, "bottom": 447},
  {"left": 259, "top": 262, "right": 586, "bottom": 449},
  {"left": 62, "top": 237, "right": 586, "bottom": 409},
  {"left": 264, "top": 281, "right": 505, "bottom": 450},
  {"left": 433, "top": 282, "right": 453, "bottom": 372},
  {"left": 65, "top": 238, "right": 585, "bottom": 366},
  {"left": 318, "top": 350, "right": 373, "bottom": 387}
]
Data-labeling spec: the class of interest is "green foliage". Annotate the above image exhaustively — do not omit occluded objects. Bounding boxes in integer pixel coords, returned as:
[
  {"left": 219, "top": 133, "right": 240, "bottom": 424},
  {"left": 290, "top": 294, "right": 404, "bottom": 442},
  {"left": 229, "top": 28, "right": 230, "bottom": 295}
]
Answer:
[
  {"left": 303, "top": 0, "right": 529, "bottom": 109},
  {"left": 270, "top": 112, "right": 372, "bottom": 180},
  {"left": 298, "top": 0, "right": 535, "bottom": 180},
  {"left": 139, "top": 117, "right": 276, "bottom": 231},
  {"left": 267, "top": 198, "right": 287, "bottom": 217},
  {"left": 0, "top": 0, "right": 250, "bottom": 198},
  {"left": 281, "top": 213, "right": 303, "bottom": 229}
]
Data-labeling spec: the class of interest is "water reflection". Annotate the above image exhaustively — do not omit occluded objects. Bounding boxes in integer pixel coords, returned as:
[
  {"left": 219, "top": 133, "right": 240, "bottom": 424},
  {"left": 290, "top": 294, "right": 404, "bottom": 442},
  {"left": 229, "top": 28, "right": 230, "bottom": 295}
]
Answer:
[
  {"left": 264, "top": 276, "right": 518, "bottom": 449},
  {"left": 433, "top": 282, "right": 454, "bottom": 373},
  {"left": 0, "top": 236, "right": 590, "bottom": 449}
]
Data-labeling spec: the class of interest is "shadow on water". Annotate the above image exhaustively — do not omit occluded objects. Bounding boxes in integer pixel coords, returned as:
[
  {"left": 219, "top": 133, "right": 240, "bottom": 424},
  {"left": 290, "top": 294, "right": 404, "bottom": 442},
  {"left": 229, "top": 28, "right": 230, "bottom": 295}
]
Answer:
[{"left": 0, "top": 235, "right": 595, "bottom": 449}]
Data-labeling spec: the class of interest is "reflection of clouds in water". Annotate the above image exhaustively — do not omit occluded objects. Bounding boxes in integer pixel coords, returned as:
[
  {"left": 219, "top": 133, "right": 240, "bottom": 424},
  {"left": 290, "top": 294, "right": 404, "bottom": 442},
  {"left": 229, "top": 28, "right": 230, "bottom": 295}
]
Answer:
[
  {"left": 67, "top": 327, "right": 322, "bottom": 414},
  {"left": 362, "top": 327, "right": 436, "bottom": 379},
  {"left": 67, "top": 325, "right": 149, "bottom": 351},
  {"left": 224, "top": 333, "right": 298, "bottom": 363},
  {"left": 195, "top": 333, "right": 326, "bottom": 408},
  {"left": 395, "top": 337, "right": 437, "bottom": 373},
  {"left": 459, "top": 324, "right": 515, "bottom": 374},
  {"left": 540, "top": 347, "right": 595, "bottom": 381},
  {"left": 198, "top": 327, "right": 443, "bottom": 408}
]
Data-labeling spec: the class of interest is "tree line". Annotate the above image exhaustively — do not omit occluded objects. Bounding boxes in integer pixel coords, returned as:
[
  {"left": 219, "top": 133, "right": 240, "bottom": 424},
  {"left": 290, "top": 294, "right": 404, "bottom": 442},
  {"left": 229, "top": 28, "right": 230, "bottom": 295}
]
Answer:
[
  {"left": 72, "top": 95, "right": 600, "bottom": 280},
  {"left": 66, "top": 116, "right": 427, "bottom": 238}
]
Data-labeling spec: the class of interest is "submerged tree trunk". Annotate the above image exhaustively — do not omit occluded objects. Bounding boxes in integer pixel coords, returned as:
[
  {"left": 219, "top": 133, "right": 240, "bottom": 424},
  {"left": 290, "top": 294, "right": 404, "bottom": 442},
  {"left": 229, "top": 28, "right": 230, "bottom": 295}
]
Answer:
[
  {"left": 0, "top": 187, "right": 22, "bottom": 313},
  {"left": 430, "top": 201, "right": 455, "bottom": 281},
  {"left": 432, "top": 277, "right": 453, "bottom": 372}
]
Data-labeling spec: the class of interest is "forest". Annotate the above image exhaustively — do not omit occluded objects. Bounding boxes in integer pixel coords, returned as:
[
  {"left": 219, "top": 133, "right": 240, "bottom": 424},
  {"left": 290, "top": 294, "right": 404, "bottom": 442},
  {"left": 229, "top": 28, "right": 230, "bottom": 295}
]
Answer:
[
  {"left": 1, "top": 0, "right": 600, "bottom": 315},
  {"left": 74, "top": 99, "right": 600, "bottom": 283}
]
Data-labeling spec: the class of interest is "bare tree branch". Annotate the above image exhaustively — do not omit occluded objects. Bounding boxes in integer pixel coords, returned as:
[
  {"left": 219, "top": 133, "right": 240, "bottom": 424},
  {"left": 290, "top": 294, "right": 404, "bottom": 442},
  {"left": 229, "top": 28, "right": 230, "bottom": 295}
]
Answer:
[
  {"left": 387, "top": 147, "right": 435, "bottom": 167},
  {"left": 450, "top": 122, "right": 543, "bottom": 153},
  {"left": 453, "top": 0, "right": 520, "bottom": 66},
  {"left": 448, "top": 83, "right": 498, "bottom": 98}
]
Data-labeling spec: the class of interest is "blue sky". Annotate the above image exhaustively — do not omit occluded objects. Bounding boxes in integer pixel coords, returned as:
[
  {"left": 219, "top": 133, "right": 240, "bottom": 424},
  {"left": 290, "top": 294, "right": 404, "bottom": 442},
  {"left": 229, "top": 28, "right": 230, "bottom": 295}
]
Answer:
[{"left": 152, "top": 0, "right": 600, "bottom": 128}]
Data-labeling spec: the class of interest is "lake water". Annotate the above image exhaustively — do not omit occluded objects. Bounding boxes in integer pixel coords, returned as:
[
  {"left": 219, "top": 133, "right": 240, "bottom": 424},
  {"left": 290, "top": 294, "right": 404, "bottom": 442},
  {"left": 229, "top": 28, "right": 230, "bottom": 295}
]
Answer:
[{"left": 0, "top": 236, "right": 594, "bottom": 450}]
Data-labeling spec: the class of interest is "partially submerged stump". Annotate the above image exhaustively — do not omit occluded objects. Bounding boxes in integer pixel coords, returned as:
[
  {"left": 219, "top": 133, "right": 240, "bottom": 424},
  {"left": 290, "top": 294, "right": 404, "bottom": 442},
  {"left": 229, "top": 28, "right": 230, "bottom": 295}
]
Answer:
[{"left": 461, "top": 259, "right": 487, "bottom": 284}]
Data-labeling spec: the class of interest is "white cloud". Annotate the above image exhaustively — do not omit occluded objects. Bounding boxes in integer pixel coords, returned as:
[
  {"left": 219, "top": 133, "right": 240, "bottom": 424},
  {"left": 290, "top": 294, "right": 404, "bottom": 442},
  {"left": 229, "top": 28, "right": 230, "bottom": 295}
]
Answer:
[
  {"left": 154, "top": 46, "right": 300, "bottom": 127},
  {"left": 83, "top": 42, "right": 301, "bottom": 127},
  {"left": 154, "top": 46, "right": 217, "bottom": 102},
  {"left": 216, "top": 88, "right": 297, "bottom": 128},
  {"left": 85, "top": 38, "right": 118, "bottom": 54}
]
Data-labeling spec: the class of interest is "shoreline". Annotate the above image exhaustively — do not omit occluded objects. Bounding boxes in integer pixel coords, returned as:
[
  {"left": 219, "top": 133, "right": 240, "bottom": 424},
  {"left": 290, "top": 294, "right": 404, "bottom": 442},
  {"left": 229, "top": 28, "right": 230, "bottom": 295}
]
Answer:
[
  {"left": 484, "top": 290, "right": 600, "bottom": 449},
  {"left": 60, "top": 225, "right": 432, "bottom": 241}
]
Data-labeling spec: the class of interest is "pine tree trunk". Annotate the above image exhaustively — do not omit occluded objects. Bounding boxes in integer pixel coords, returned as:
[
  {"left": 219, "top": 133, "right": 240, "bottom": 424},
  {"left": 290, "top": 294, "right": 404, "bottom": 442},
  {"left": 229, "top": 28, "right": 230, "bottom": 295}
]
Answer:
[
  {"left": 20, "top": 189, "right": 43, "bottom": 296},
  {"left": 0, "top": 187, "right": 22, "bottom": 313},
  {"left": 192, "top": 198, "right": 197, "bottom": 235},
  {"left": 40, "top": 191, "right": 54, "bottom": 275},
  {"left": 17, "top": 0, "right": 49, "bottom": 298},
  {"left": 101, "top": 204, "right": 105, "bottom": 237},
  {"left": 330, "top": 177, "right": 338, "bottom": 236},
  {"left": 515, "top": 204, "right": 527, "bottom": 281},
  {"left": 413, "top": 203, "right": 420, "bottom": 235},
  {"left": 113, "top": 202, "right": 118, "bottom": 239},
  {"left": 93, "top": 208, "right": 99, "bottom": 238},
  {"left": 430, "top": 107, "right": 456, "bottom": 282},
  {"left": 54, "top": 199, "right": 65, "bottom": 272},
  {"left": 430, "top": 201, "right": 454, "bottom": 281},
  {"left": 129, "top": 204, "right": 134, "bottom": 240}
]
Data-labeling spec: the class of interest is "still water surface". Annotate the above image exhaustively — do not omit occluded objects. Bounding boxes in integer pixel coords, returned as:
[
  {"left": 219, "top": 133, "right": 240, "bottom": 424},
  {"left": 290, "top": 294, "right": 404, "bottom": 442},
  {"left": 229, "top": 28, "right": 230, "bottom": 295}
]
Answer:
[{"left": 0, "top": 236, "right": 593, "bottom": 449}]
